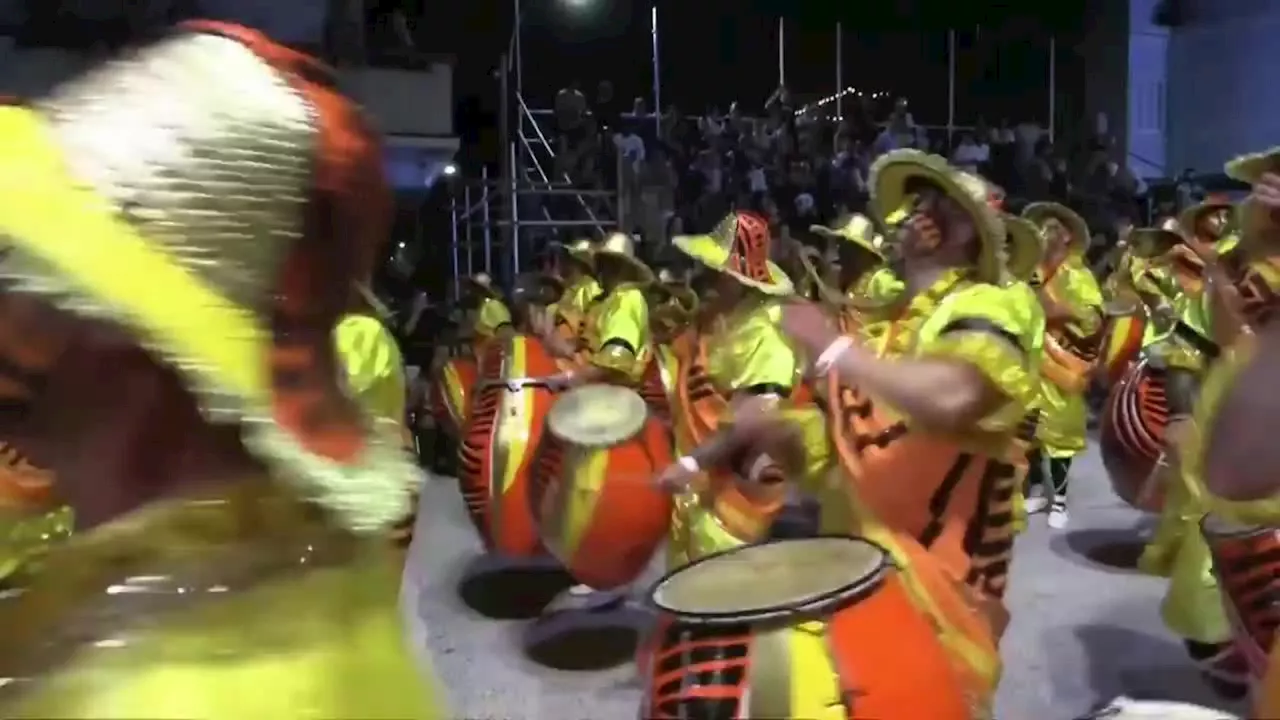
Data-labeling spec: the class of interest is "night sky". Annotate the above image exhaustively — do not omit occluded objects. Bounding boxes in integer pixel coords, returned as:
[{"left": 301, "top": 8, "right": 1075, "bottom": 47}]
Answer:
[{"left": 414, "top": 0, "right": 1085, "bottom": 160}]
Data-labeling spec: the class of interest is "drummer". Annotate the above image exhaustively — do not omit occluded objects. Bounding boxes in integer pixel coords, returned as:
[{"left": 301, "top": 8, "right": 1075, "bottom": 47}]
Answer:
[
  {"left": 537, "top": 230, "right": 660, "bottom": 607},
  {"left": 1148, "top": 153, "right": 1280, "bottom": 718},
  {"left": 806, "top": 213, "right": 905, "bottom": 329},
  {"left": 658, "top": 151, "right": 1044, "bottom": 715},
  {"left": 463, "top": 272, "right": 514, "bottom": 345},
  {"left": 664, "top": 210, "right": 803, "bottom": 564},
  {"left": 1021, "top": 201, "right": 1104, "bottom": 530},
  {"left": 546, "top": 238, "right": 600, "bottom": 344}
]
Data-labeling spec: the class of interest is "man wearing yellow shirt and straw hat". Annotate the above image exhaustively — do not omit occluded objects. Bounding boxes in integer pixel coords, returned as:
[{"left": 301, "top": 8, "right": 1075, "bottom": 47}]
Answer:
[
  {"left": 809, "top": 213, "right": 905, "bottom": 311},
  {"left": 547, "top": 237, "right": 600, "bottom": 344},
  {"left": 1021, "top": 201, "right": 1104, "bottom": 529},
  {"left": 0, "top": 21, "right": 441, "bottom": 718}
]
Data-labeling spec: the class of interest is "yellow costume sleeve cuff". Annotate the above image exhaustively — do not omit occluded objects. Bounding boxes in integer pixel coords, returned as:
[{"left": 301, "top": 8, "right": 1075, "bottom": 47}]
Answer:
[{"left": 924, "top": 331, "right": 1038, "bottom": 432}]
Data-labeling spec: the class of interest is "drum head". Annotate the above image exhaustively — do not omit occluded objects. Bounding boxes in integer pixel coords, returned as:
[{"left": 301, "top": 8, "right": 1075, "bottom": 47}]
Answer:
[
  {"left": 648, "top": 536, "right": 890, "bottom": 624},
  {"left": 547, "top": 384, "right": 648, "bottom": 447}
]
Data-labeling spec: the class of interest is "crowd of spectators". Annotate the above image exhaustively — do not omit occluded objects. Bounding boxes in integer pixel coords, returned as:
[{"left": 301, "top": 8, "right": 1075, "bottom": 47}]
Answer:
[{"left": 545, "top": 79, "right": 1179, "bottom": 266}]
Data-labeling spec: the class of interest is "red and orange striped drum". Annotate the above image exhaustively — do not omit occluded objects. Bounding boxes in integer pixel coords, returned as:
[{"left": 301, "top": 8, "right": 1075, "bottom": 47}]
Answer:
[
  {"left": 638, "top": 537, "right": 972, "bottom": 720},
  {"left": 457, "top": 334, "right": 563, "bottom": 556},
  {"left": 429, "top": 354, "right": 477, "bottom": 439},
  {"left": 1100, "top": 356, "right": 1170, "bottom": 512},
  {"left": 1099, "top": 301, "right": 1148, "bottom": 388},
  {"left": 1201, "top": 513, "right": 1280, "bottom": 682},
  {"left": 531, "top": 383, "right": 673, "bottom": 589}
]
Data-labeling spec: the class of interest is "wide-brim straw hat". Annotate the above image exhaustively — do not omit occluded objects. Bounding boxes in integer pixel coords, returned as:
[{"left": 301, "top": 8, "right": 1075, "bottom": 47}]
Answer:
[
  {"left": 558, "top": 237, "right": 596, "bottom": 271},
  {"left": 1178, "top": 198, "right": 1234, "bottom": 233},
  {"left": 1225, "top": 146, "right": 1280, "bottom": 185},
  {"left": 1002, "top": 214, "right": 1045, "bottom": 282},
  {"left": 0, "top": 24, "right": 417, "bottom": 532},
  {"left": 1128, "top": 217, "right": 1187, "bottom": 260},
  {"left": 673, "top": 211, "right": 794, "bottom": 295},
  {"left": 809, "top": 213, "right": 886, "bottom": 265},
  {"left": 1022, "top": 202, "right": 1091, "bottom": 259},
  {"left": 869, "top": 149, "right": 1006, "bottom": 284},
  {"left": 463, "top": 272, "right": 501, "bottom": 298},
  {"left": 652, "top": 268, "right": 698, "bottom": 313},
  {"left": 511, "top": 271, "right": 564, "bottom": 306},
  {"left": 593, "top": 231, "right": 654, "bottom": 284}
]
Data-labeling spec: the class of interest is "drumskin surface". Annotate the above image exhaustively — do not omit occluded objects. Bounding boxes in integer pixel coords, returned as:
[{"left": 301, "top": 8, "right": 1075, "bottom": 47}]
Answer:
[
  {"left": 1100, "top": 358, "right": 1169, "bottom": 512},
  {"left": 641, "top": 540, "right": 971, "bottom": 720},
  {"left": 430, "top": 356, "right": 475, "bottom": 439},
  {"left": 532, "top": 415, "right": 673, "bottom": 589},
  {"left": 457, "top": 335, "right": 560, "bottom": 555}
]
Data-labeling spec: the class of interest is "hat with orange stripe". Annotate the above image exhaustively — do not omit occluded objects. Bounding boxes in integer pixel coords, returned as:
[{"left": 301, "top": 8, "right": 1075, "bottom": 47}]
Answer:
[
  {"left": 672, "top": 211, "right": 794, "bottom": 295},
  {"left": 0, "top": 24, "right": 417, "bottom": 532}
]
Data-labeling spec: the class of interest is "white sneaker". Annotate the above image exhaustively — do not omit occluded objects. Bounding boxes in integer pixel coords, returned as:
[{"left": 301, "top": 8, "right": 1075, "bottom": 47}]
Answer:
[
  {"left": 1048, "top": 496, "right": 1069, "bottom": 529},
  {"left": 1024, "top": 485, "right": 1049, "bottom": 514}
]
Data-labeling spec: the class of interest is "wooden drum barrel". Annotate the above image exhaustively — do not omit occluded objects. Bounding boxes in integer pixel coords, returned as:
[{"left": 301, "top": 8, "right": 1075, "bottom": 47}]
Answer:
[
  {"left": 429, "top": 355, "right": 477, "bottom": 441},
  {"left": 531, "top": 384, "right": 673, "bottom": 590},
  {"left": 639, "top": 537, "right": 972, "bottom": 720},
  {"left": 1100, "top": 356, "right": 1170, "bottom": 512},
  {"left": 1202, "top": 513, "right": 1280, "bottom": 682},
  {"left": 1098, "top": 301, "right": 1149, "bottom": 388},
  {"left": 457, "top": 334, "right": 562, "bottom": 556}
]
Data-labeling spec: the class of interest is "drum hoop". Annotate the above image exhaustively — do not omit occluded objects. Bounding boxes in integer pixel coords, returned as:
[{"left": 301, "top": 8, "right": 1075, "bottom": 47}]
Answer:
[
  {"left": 1200, "top": 513, "right": 1269, "bottom": 540},
  {"left": 478, "top": 377, "right": 555, "bottom": 391},
  {"left": 645, "top": 535, "right": 893, "bottom": 625}
]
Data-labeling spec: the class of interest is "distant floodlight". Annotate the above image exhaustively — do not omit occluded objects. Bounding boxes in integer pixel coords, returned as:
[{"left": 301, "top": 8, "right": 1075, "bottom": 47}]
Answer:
[
  {"left": 561, "top": 0, "right": 593, "bottom": 9},
  {"left": 443, "top": 163, "right": 458, "bottom": 176}
]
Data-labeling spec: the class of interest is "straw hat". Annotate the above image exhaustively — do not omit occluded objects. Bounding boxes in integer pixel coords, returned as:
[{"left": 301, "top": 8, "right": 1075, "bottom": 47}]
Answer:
[
  {"left": 1225, "top": 146, "right": 1280, "bottom": 184},
  {"left": 0, "top": 25, "right": 417, "bottom": 532},
  {"left": 1002, "top": 214, "right": 1045, "bottom": 282},
  {"left": 1177, "top": 195, "right": 1234, "bottom": 239},
  {"left": 559, "top": 237, "right": 596, "bottom": 271},
  {"left": 1128, "top": 217, "right": 1186, "bottom": 260},
  {"left": 870, "top": 150, "right": 1006, "bottom": 284},
  {"left": 653, "top": 267, "right": 698, "bottom": 313},
  {"left": 593, "top": 231, "right": 654, "bottom": 284},
  {"left": 463, "top": 272, "right": 501, "bottom": 298},
  {"left": 511, "top": 271, "right": 564, "bottom": 307},
  {"left": 810, "top": 213, "right": 886, "bottom": 265},
  {"left": 1022, "top": 202, "right": 1091, "bottom": 258},
  {"left": 673, "top": 211, "right": 795, "bottom": 295}
]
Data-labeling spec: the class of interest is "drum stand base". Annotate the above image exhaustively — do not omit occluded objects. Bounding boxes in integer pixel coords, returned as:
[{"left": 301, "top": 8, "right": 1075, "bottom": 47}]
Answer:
[
  {"left": 522, "top": 592, "right": 650, "bottom": 671},
  {"left": 456, "top": 552, "right": 576, "bottom": 620}
]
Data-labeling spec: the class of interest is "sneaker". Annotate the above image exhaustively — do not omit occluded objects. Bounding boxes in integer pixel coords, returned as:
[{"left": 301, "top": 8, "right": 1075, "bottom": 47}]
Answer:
[
  {"left": 1024, "top": 496, "right": 1049, "bottom": 514},
  {"left": 1048, "top": 496, "right": 1069, "bottom": 529}
]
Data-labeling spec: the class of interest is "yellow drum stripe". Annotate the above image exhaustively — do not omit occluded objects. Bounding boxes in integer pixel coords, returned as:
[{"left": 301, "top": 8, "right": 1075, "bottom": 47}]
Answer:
[
  {"left": 787, "top": 623, "right": 844, "bottom": 720},
  {"left": 1105, "top": 316, "right": 1136, "bottom": 368},
  {"left": 496, "top": 340, "right": 531, "bottom": 497},
  {"left": 441, "top": 363, "right": 466, "bottom": 427},
  {"left": 558, "top": 445, "right": 609, "bottom": 560}
]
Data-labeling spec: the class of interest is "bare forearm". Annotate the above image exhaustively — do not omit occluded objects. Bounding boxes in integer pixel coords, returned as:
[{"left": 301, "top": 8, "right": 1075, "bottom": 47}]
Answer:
[{"left": 829, "top": 346, "right": 992, "bottom": 432}]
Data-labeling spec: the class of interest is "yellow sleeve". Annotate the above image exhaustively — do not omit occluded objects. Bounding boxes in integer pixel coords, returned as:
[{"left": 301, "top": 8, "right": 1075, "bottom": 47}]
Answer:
[
  {"left": 1057, "top": 263, "right": 1104, "bottom": 336},
  {"left": 334, "top": 315, "right": 407, "bottom": 423},
  {"left": 473, "top": 297, "right": 512, "bottom": 338},
  {"left": 710, "top": 300, "right": 799, "bottom": 395},
  {"left": 916, "top": 283, "right": 1042, "bottom": 430},
  {"left": 865, "top": 266, "right": 905, "bottom": 304},
  {"left": 590, "top": 285, "right": 649, "bottom": 379}
]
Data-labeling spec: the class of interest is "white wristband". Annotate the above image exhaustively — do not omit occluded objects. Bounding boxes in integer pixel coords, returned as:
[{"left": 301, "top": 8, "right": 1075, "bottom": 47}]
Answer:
[
  {"left": 677, "top": 455, "right": 700, "bottom": 473},
  {"left": 813, "top": 336, "right": 855, "bottom": 377}
]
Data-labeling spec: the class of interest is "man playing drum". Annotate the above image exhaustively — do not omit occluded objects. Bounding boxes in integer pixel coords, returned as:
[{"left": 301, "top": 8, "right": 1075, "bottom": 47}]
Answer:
[
  {"left": 1124, "top": 152, "right": 1280, "bottom": 720},
  {"left": 535, "top": 230, "right": 663, "bottom": 609},
  {"left": 546, "top": 238, "right": 600, "bottom": 344},
  {"left": 657, "top": 151, "right": 1044, "bottom": 717},
  {"left": 1021, "top": 201, "right": 1104, "bottom": 530}
]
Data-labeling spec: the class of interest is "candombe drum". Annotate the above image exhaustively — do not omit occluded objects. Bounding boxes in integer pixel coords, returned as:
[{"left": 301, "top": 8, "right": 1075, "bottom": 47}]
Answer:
[
  {"left": 1098, "top": 299, "right": 1149, "bottom": 388},
  {"left": 457, "top": 333, "right": 562, "bottom": 556},
  {"left": 1100, "top": 356, "right": 1170, "bottom": 512},
  {"left": 531, "top": 383, "right": 673, "bottom": 590},
  {"left": 1201, "top": 513, "right": 1280, "bottom": 683},
  {"left": 639, "top": 537, "right": 972, "bottom": 720},
  {"left": 1078, "top": 697, "right": 1241, "bottom": 719},
  {"left": 428, "top": 352, "right": 476, "bottom": 441}
]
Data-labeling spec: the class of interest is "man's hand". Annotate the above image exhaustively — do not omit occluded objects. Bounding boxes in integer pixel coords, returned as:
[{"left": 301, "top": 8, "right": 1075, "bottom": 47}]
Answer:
[
  {"left": 654, "top": 461, "right": 698, "bottom": 494},
  {"left": 780, "top": 300, "right": 839, "bottom": 359}
]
